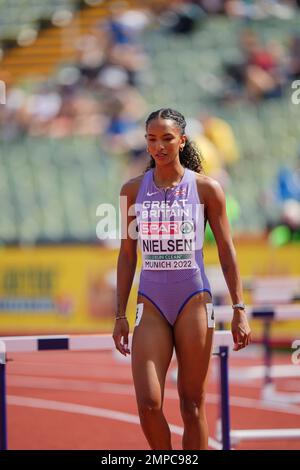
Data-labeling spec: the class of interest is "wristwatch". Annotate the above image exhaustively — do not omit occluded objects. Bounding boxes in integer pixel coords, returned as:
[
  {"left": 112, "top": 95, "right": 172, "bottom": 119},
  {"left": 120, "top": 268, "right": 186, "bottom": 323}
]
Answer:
[{"left": 232, "top": 302, "right": 246, "bottom": 310}]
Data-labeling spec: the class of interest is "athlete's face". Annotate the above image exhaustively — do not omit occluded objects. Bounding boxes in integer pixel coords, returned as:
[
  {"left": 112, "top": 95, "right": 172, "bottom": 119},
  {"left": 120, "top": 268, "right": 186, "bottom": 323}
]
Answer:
[{"left": 145, "top": 118, "right": 186, "bottom": 166}]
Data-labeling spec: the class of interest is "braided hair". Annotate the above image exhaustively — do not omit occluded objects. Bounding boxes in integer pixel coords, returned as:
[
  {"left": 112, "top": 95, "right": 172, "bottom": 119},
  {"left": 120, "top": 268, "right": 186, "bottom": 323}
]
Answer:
[{"left": 145, "top": 108, "right": 203, "bottom": 174}]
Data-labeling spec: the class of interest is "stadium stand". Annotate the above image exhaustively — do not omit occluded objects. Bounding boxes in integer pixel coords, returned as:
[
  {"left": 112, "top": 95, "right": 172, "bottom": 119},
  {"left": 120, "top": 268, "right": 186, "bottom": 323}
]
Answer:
[{"left": 0, "top": 1, "right": 300, "bottom": 243}]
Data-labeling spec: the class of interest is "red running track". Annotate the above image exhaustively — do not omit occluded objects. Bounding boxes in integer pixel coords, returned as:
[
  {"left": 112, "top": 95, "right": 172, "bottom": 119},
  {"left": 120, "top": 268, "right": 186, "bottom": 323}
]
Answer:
[{"left": 5, "top": 348, "right": 300, "bottom": 450}]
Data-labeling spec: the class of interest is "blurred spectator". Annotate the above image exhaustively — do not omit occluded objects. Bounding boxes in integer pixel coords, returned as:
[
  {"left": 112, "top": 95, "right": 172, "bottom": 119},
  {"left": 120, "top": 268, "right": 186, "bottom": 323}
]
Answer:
[
  {"left": 222, "top": 29, "right": 286, "bottom": 103},
  {"left": 277, "top": 161, "right": 300, "bottom": 204},
  {"left": 157, "top": 0, "right": 205, "bottom": 34},
  {"left": 286, "top": 35, "right": 300, "bottom": 81},
  {"left": 185, "top": 113, "right": 239, "bottom": 178},
  {"left": 197, "top": 0, "right": 226, "bottom": 14},
  {"left": 224, "top": 0, "right": 295, "bottom": 20},
  {"left": 0, "top": 7, "right": 150, "bottom": 154},
  {"left": 202, "top": 115, "right": 240, "bottom": 165},
  {"left": 263, "top": 152, "right": 300, "bottom": 244},
  {"left": 185, "top": 116, "right": 223, "bottom": 177},
  {"left": 1, "top": 1, "right": 299, "bottom": 144}
]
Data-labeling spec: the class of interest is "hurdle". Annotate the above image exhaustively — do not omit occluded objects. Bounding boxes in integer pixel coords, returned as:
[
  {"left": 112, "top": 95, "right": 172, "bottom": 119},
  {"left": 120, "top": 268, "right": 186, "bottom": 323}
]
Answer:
[
  {"left": 0, "top": 331, "right": 233, "bottom": 451},
  {"left": 214, "top": 304, "right": 300, "bottom": 445},
  {"left": 214, "top": 303, "right": 300, "bottom": 394}
]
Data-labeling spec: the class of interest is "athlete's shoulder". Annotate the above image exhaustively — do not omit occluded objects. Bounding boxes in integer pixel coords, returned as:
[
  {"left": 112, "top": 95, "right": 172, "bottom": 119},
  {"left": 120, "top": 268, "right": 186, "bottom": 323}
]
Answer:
[
  {"left": 194, "top": 173, "right": 225, "bottom": 203},
  {"left": 120, "top": 172, "right": 146, "bottom": 199},
  {"left": 194, "top": 173, "right": 221, "bottom": 190}
]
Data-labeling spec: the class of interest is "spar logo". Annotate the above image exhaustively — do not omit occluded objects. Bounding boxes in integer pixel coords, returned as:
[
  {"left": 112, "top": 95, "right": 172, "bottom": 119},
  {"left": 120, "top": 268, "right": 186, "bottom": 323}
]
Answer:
[
  {"left": 141, "top": 221, "right": 180, "bottom": 235},
  {"left": 140, "top": 220, "right": 194, "bottom": 237}
]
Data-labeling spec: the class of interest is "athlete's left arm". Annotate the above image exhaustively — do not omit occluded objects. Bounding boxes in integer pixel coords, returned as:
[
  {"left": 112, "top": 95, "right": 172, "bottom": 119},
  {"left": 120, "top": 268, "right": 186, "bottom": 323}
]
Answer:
[{"left": 198, "top": 177, "right": 251, "bottom": 350}]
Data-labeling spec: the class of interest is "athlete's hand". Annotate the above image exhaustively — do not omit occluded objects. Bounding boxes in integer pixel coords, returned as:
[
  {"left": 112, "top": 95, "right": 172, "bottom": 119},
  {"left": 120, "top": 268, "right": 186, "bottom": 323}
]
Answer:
[
  {"left": 112, "top": 318, "right": 130, "bottom": 356},
  {"left": 231, "top": 310, "right": 251, "bottom": 351}
]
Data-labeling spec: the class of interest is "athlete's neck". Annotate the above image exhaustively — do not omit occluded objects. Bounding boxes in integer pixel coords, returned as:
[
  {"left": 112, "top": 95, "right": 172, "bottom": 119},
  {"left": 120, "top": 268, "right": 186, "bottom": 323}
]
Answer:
[{"left": 153, "top": 163, "right": 185, "bottom": 189}]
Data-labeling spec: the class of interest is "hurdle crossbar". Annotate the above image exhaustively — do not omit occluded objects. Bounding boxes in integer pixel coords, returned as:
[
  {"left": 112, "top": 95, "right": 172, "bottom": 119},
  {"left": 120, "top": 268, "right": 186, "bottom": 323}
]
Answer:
[
  {"left": 214, "top": 304, "right": 300, "bottom": 321},
  {"left": 231, "top": 428, "right": 300, "bottom": 443},
  {"left": 1, "top": 334, "right": 113, "bottom": 353}
]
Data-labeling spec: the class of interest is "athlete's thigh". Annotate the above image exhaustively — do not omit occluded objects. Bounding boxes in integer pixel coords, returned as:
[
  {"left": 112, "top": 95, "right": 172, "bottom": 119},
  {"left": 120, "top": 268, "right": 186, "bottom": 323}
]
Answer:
[
  {"left": 131, "top": 294, "right": 174, "bottom": 407},
  {"left": 173, "top": 292, "right": 214, "bottom": 397}
]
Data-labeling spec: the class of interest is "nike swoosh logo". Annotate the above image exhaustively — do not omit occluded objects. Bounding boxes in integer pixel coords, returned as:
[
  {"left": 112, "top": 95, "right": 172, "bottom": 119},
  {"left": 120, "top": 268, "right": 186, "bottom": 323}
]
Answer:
[{"left": 147, "top": 191, "right": 159, "bottom": 196}]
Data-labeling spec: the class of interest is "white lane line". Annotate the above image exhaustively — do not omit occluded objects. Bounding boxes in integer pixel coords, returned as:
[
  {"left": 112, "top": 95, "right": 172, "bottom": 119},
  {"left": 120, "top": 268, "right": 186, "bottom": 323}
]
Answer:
[
  {"left": 7, "top": 395, "right": 222, "bottom": 450},
  {"left": 230, "top": 395, "right": 300, "bottom": 415},
  {"left": 7, "top": 375, "right": 300, "bottom": 416},
  {"left": 8, "top": 375, "right": 135, "bottom": 394}
]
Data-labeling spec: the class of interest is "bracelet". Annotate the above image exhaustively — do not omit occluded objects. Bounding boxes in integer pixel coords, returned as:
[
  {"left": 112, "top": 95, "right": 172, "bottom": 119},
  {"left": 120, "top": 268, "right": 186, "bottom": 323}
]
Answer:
[
  {"left": 232, "top": 302, "right": 246, "bottom": 310},
  {"left": 115, "top": 315, "right": 127, "bottom": 320}
]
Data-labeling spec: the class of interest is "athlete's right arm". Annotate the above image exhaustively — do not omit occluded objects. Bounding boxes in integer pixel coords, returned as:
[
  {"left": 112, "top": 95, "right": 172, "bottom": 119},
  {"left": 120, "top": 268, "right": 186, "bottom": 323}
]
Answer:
[{"left": 112, "top": 180, "right": 138, "bottom": 356}]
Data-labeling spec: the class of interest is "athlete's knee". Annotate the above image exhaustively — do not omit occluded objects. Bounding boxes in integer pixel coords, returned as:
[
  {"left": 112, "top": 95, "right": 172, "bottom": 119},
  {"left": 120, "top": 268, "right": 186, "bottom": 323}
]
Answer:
[
  {"left": 179, "top": 393, "right": 205, "bottom": 421},
  {"left": 138, "top": 396, "right": 162, "bottom": 418}
]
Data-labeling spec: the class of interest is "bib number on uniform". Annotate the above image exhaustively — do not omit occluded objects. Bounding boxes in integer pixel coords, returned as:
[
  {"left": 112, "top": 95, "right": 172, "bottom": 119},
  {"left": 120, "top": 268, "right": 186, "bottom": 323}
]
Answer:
[
  {"left": 135, "top": 303, "right": 144, "bottom": 326},
  {"left": 140, "top": 220, "right": 196, "bottom": 270}
]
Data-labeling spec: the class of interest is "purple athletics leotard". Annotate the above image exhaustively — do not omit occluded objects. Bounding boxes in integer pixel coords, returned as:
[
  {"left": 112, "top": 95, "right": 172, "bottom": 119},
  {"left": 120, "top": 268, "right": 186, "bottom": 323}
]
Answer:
[{"left": 135, "top": 167, "right": 212, "bottom": 325}]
